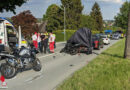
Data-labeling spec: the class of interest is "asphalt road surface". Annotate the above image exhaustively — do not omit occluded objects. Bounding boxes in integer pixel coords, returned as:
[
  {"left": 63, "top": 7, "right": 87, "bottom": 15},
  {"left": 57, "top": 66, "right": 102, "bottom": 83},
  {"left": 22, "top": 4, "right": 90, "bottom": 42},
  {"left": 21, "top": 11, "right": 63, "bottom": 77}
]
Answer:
[{"left": 0, "top": 40, "right": 118, "bottom": 90}]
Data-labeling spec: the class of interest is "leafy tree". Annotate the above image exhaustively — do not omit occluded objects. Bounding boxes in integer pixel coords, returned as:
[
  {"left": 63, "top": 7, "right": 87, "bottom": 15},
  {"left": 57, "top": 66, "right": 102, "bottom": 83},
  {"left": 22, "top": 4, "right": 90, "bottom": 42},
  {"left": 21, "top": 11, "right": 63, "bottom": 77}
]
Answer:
[
  {"left": 11, "top": 10, "right": 38, "bottom": 37},
  {"left": 80, "top": 15, "right": 95, "bottom": 30},
  {"left": 0, "top": 0, "right": 27, "bottom": 13},
  {"left": 61, "top": 0, "right": 83, "bottom": 30},
  {"left": 90, "top": 2, "right": 103, "bottom": 31},
  {"left": 114, "top": 1, "right": 130, "bottom": 30},
  {"left": 43, "top": 4, "right": 63, "bottom": 31}
]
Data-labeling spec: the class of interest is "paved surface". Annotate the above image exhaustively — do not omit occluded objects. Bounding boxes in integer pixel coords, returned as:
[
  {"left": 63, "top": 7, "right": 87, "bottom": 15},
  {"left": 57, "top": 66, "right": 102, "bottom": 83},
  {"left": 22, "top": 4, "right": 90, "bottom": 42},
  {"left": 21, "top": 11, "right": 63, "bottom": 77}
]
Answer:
[{"left": 0, "top": 40, "right": 118, "bottom": 90}]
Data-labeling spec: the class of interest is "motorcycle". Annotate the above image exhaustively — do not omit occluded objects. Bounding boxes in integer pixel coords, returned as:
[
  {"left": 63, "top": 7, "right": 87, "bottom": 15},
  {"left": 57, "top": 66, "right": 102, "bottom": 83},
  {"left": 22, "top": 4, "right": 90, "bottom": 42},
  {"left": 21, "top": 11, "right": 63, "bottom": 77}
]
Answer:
[{"left": 0, "top": 45, "right": 42, "bottom": 79}]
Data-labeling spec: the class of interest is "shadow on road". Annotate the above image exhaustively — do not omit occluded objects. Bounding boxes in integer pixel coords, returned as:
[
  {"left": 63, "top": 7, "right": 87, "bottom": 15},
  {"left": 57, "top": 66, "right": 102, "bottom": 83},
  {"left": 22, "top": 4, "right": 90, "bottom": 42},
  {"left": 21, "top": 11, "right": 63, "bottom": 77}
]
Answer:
[{"left": 101, "top": 52, "right": 123, "bottom": 59}]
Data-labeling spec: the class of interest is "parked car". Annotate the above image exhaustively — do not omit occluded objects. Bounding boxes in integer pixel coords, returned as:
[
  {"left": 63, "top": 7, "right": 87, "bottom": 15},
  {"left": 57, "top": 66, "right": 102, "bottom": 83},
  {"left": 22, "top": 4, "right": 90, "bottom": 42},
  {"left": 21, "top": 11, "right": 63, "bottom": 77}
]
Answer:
[
  {"left": 112, "top": 34, "right": 120, "bottom": 40},
  {"left": 92, "top": 35, "right": 104, "bottom": 49},
  {"left": 101, "top": 35, "right": 110, "bottom": 45}
]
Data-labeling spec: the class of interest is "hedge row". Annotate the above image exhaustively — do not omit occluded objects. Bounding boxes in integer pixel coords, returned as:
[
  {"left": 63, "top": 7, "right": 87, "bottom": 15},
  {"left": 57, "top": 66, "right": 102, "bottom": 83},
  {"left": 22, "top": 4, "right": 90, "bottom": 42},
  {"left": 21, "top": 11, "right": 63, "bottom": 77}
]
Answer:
[{"left": 54, "top": 30, "right": 100, "bottom": 42}]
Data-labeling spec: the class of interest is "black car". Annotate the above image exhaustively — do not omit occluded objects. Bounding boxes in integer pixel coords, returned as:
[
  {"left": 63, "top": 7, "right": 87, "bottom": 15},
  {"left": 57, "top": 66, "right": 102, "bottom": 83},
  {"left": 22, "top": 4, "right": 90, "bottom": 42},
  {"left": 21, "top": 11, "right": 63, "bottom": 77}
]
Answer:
[{"left": 92, "top": 34, "right": 104, "bottom": 50}]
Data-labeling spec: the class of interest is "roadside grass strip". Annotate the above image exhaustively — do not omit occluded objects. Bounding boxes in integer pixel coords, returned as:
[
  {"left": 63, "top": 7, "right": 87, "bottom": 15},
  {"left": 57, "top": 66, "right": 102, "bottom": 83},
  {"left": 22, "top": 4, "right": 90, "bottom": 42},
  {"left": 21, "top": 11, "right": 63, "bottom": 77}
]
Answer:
[{"left": 57, "top": 39, "right": 130, "bottom": 90}]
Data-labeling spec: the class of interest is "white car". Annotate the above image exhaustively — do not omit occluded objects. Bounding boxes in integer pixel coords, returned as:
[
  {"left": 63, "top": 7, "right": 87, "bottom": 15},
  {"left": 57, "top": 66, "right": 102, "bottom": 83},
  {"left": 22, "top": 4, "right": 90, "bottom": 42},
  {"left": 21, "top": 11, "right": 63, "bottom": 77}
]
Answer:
[{"left": 101, "top": 35, "right": 110, "bottom": 45}]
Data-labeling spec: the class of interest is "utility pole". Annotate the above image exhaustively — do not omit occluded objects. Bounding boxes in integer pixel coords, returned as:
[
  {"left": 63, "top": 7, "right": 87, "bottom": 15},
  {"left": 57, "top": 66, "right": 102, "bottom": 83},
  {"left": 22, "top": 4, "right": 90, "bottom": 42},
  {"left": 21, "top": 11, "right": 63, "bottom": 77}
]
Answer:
[
  {"left": 64, "top": 6, "right": 66, "bottom": 41},
  {"left": 63, "top": 2, "right": 73, "bottom": 41},
  {"left": 124, "top": 11, "right": 130, "bottom": 59}
]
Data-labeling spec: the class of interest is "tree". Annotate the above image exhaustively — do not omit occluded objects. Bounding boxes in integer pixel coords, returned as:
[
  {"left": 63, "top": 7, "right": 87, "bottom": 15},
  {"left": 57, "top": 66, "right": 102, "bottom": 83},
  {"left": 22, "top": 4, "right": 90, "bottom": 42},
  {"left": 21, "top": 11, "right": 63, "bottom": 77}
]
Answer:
[
  {"left": 90, "top": 2, "right": 103, "bottom": 31},
  {"left": 43, "top": 4, "right": 63, "bottom": 31},
  {"left": 80, "top": 15, "right": 95, "bottom": 30},
  {"left": 115, "top": 1, "right": 130, "bottom": 30},
  {"left": 0, "top": 0, "right": 27, "bottom": 13},
  {"left": 124, "top": 11, "right": 130, "bottom": 59},
  {"left": 61, "top": 0, "right": 83, "bottom": 30},
  {"left": 11, "top": 10, "right": 38, "bottom": 37}
]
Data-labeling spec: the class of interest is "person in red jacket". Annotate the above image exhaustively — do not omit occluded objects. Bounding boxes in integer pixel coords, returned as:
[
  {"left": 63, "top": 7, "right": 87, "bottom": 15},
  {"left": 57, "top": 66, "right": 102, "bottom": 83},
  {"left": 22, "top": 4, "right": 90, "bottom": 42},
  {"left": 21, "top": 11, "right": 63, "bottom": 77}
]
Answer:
[
  {"left": 49, "top": 31, "right": 55, "bottom": 53},
  {"left": 32, "top": 32, "right": 38, "bottom": 49}
]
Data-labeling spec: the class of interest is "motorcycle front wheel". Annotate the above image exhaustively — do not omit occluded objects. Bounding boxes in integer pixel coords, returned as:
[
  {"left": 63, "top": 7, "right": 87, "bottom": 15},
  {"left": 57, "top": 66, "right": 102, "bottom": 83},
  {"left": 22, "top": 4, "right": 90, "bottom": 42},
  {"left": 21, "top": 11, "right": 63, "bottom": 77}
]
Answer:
[
  {"left": 33, "top": 58, "right": 42, "bottom": 71},
  {"left": 0, "top": 63, "right": 16, "bottom": 79}
]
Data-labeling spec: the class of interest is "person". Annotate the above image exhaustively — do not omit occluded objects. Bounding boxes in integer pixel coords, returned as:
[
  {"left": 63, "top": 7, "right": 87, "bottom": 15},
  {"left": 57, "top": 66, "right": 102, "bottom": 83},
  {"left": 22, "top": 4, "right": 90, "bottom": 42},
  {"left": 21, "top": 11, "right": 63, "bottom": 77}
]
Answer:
[
  {"left": 44, "top": 31, "right": 49, "bottom": 38},
  {"left": 40, "top": 34, "right": 45, "bottom": 53},
  {"left": 49, "top": 30, "right": 55, "bottom": 53},
  {"left": 37, "top": 33, "right": 41, "bottom": 50},
  {"left": 44, "top": 31, "right": 49, "bottom": 52},
  {"left": 53, "top": 33, "right": 56, "bottom": 48},
  {"left": 43, "top": 36, "right": 48, "bottom": 54},
  {"left": 32, "top": 32, "right": 38, "bottom": 49}
]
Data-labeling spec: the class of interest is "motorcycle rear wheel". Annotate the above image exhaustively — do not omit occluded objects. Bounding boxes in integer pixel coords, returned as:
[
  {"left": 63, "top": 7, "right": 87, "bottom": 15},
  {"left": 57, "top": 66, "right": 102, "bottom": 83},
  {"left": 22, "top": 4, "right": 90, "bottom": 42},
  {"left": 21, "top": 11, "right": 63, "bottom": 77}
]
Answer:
[{"left": 0, "top": 63, "right": 16, "bottom": 79}]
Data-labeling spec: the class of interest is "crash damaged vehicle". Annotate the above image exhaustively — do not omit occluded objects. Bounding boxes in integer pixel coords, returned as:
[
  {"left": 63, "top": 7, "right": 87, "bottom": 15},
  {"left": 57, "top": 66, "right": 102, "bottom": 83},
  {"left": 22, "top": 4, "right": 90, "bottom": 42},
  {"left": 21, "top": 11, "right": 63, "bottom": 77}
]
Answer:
[{"left": 60, "top": 27, "right": 93, "bottom": 55}]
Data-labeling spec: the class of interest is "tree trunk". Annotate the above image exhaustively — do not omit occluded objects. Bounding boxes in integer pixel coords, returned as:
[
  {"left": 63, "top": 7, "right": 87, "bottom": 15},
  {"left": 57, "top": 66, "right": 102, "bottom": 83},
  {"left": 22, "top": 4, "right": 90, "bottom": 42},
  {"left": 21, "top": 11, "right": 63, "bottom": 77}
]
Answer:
[{"left": 124, "top": 12, "right": 130, "bottom": 59}]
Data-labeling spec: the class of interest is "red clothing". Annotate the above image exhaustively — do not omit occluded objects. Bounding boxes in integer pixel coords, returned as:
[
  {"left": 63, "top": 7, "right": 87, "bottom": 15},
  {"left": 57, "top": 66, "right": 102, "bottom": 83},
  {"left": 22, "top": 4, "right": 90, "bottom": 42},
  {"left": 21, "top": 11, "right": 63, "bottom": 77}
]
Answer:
[
  {"left": 49, "top": 42, "right": 54, "bottom": 53},
  {"left": 33, "top": 41, "right": 38, "bottom": 49},
  {"left": 0, "top": 75, "right": 5, "bottom": 82}
]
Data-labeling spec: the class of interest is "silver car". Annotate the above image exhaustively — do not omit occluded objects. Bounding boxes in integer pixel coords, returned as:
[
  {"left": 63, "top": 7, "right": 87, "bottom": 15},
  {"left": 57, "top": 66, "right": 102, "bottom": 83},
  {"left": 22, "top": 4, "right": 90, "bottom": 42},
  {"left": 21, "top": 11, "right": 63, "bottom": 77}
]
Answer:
[{"left": 112, "top": 34, "right": 120, "bottom": 40}]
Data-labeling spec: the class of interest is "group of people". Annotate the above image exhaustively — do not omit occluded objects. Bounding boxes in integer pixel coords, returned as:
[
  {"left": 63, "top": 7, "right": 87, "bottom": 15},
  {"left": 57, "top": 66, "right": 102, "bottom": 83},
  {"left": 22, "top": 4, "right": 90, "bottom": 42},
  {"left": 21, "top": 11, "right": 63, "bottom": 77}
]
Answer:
[{"left": 32, "top": 31, "right": 56, "bottom": 54}]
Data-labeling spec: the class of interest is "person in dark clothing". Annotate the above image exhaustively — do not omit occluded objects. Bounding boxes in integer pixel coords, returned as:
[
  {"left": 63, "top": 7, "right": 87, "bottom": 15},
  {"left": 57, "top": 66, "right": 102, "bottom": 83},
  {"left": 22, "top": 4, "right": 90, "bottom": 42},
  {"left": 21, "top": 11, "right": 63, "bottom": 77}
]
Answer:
[
  {"left": 40, "top": 35, "right": 45, "bottom": 53},
  {"left": 40, "top": 35, "right": 48, "bottom": 54},
  {"left": 43, "top": 38, "right": 48, "bottom": 54}
]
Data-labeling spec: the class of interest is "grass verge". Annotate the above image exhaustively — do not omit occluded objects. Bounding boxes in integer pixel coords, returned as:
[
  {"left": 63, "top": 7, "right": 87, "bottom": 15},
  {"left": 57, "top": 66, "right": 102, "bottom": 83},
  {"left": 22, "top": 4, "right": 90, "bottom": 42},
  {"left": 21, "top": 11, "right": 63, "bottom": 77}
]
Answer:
[{"left": 57, "top": 39, "right": 130, "bottom": 90}]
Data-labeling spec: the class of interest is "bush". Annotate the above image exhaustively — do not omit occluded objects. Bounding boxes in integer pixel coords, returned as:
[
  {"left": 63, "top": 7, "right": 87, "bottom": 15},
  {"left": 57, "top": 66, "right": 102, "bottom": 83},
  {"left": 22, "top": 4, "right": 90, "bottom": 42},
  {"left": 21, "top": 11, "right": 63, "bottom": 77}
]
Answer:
[{"left": 54, "top": 30, "right": 100, "bottom": 42}]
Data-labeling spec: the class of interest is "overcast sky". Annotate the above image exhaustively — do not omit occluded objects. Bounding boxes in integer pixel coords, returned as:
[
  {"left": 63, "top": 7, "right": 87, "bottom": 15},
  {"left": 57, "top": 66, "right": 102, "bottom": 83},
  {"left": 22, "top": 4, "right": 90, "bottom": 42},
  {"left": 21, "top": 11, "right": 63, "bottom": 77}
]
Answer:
[{"left": 0, "top": 0, "right": 127, "bottom": 20}]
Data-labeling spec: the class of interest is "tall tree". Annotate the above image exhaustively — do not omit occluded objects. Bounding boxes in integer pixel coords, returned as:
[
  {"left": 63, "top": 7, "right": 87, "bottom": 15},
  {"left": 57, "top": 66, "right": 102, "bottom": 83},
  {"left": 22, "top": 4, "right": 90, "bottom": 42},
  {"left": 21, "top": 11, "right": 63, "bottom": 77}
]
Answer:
[
  {"left": 43, "top": 4, "right": 63, "bottom": 31},
  {"left": 115, "top": 1, "right": 130, "bottom": 30},
  {"left": 61, "top": 0, "right": 83, "bottom": 30},
  {"left": 11, "top": 10, "right": 38, "bottom": 37},
  {"left": 90, "top": 2, "right": 103, "bottom": 31},
  {"left": 80, "top": 15, "right": 95, "bottom": 30},
  {"left": 124, "top": 11, "right": 130, "bottom": 59},
  {"left": 0, "top": 0, "right": 27, "bottom": 13}
]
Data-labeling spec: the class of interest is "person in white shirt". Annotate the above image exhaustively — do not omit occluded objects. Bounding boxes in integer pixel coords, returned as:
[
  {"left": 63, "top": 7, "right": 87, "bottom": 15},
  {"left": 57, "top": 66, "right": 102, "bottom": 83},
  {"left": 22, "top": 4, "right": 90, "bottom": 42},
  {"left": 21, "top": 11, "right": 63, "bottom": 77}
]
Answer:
[
  {"left": 32, "top": 32, "right": 38, "bottom": 49},
  {"left": 37, "top": 33, "right": 41, "bottom": 49},
  {"left": 49, "top": 31, "right": 55, "bottom": 53}
]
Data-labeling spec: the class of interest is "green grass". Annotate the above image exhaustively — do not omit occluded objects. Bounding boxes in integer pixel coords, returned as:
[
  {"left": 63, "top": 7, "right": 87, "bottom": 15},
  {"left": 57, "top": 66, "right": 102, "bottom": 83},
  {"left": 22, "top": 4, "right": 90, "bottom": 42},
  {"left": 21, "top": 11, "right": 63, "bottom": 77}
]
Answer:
[{"left": 57, "top": 39, "right": 130, "bottom": 90}]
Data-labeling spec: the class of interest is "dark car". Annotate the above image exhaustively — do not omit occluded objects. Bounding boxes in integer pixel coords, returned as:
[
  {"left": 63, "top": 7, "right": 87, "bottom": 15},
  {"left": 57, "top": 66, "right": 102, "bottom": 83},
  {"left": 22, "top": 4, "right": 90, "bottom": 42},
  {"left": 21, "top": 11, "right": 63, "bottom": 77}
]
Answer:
[{"left": 92, "top": 35, "right": 104, "bottom": 50}]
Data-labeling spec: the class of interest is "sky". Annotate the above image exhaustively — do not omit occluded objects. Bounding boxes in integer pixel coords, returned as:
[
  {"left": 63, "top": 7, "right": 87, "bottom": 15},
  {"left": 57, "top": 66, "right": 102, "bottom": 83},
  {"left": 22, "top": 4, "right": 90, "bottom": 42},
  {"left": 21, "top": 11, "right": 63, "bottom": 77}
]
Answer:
[{"left": 0, "top": 0, "right": 128, "bottom": 20}]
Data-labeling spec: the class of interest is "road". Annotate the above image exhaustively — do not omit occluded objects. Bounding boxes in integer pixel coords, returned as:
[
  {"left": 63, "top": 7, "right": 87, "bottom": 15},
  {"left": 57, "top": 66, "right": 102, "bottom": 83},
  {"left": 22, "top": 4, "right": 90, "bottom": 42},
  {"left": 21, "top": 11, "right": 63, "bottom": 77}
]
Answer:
[{"left": 0, "top": 40, "right": 118, "bottom": 90}]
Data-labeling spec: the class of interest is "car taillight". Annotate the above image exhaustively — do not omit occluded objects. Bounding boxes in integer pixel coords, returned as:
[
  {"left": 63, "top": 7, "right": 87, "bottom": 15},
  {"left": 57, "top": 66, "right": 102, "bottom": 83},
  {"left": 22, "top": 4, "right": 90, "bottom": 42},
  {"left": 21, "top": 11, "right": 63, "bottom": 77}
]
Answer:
[{"left": 0, "top": 39, "right": 2, "bottom": 44}]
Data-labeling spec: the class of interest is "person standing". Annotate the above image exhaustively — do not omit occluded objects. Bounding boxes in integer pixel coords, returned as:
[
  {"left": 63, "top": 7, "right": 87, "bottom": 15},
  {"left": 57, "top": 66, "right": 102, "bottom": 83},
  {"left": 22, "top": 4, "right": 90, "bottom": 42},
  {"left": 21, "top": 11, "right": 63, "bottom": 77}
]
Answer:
[
  {"left": 32, "top": 32, "right": 38, "bottom": 49},
  {"left": 44, "top": 31, "right": 49, "bottom": 52},
  {"left": 53, "top": 33, "right": 56, "bottom": 48},
  {"left": 43, "top": 36, "right": 48, "bottom": 54},
  {"left": 40, "top": 34, "right": 45, "bottom": 53},
  {"left": 49, "top": 30, "right": 55, "bottom": 53},
  {"left": 37, "top": 33, "right": 41, "bottom": 50}
]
